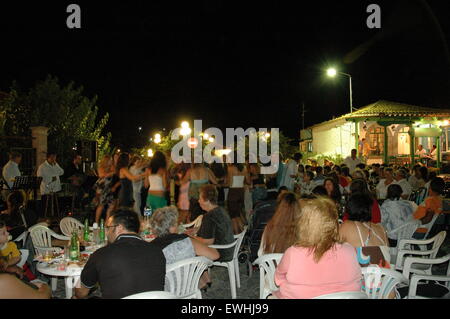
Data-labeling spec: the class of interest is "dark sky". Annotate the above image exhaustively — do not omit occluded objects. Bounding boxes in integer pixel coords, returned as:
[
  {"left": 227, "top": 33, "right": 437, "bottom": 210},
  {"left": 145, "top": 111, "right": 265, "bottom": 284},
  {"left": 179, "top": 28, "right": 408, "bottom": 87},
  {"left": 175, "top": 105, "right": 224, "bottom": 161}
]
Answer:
[{"left": 1, "top": 0, "right": 449, "bottom": 150}]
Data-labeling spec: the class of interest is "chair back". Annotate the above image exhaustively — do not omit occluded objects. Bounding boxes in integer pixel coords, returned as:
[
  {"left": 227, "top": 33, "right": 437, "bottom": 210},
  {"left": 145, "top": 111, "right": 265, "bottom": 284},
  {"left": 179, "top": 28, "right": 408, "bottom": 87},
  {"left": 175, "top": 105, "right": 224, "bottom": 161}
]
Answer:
[
  {"left": 29, "top": 224, "right": 64, "bottom": 256},
  {"left": 361, "top": 266, "right": 408, "bottom": 299},
  {"left": 166, "top": 256, "right": 213, "bottom": 299},
  {"left": 415, "top": 187, "right": 428, "bottom": 205},
  {"left": 233, "top": 226, "right": 248, "bottom": 261},
  {"left": 253, "top": 253, "right": 283, "bottom": 299},
  {"left": 29, "top": 225, "right": 53, "bottom": 248},
  {"left": 313, "top": 291, "right": 368, "bottom": 299},
  {"left": 60, "top": 217, "right": 84, "bottom": 237},
  {"left": 429, "top": 231, "right": 447, "bottom": 258},
  {"left": 17, "top": 249, "right": 29, "bottom": 268},
  {"left": 122, "top": 291, "right": 179, "bottom": 299},
  {"left": 13, "top": 231, "right": 28, "bottom": 248}
]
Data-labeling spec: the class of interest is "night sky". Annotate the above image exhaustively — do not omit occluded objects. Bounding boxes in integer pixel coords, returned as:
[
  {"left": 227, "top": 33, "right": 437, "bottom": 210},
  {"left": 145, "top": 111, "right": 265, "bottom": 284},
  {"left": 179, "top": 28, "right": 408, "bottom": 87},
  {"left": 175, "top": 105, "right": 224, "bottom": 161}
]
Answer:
[{"left": 1, "top": 0, "right": 449, "bottom": 150}]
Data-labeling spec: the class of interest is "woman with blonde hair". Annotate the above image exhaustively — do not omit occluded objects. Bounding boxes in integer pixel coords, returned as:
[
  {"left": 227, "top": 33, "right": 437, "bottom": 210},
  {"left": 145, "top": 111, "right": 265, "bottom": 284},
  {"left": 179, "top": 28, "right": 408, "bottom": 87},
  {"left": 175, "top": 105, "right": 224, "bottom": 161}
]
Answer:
[
  {"left": 273, "top": 196, "right": 361, "bottom": 299},
  {"left": 258, "top": 192, "right": 301, "bottom": 256}
]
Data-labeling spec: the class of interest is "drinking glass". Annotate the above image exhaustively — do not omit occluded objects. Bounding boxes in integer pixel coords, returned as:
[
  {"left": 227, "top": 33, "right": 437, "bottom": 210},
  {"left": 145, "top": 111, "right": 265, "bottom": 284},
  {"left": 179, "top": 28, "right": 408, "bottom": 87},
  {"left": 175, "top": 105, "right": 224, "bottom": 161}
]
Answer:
[{"left": 64, "top": 245, "right": 70, "bottom": 261}]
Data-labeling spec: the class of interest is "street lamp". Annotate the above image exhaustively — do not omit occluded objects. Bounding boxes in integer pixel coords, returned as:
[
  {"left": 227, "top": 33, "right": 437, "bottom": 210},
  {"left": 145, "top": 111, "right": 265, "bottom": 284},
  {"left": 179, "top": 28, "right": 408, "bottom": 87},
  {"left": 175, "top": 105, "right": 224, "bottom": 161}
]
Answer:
[
  {"left": 326, "top": 68, "right": 356, "bottom": 113},
  {"left": 154, "top": 133, "right": 162, "bottom": 144},
  {"left": 180, "top": 121, "right": 191, "bottom": 136},
  {"left": 147, "top": 148, "right": 154, "bottom": 157}
]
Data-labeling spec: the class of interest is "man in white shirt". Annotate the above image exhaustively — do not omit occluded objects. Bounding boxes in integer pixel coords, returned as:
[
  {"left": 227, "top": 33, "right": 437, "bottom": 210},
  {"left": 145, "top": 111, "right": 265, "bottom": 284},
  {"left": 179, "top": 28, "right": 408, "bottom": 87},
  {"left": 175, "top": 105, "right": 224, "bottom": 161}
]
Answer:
[
  {"left": 343, "top": 149, "right": 362, "bottom": 174},
  {"left": 415, "top": 145, "right": 427, "bottom": 158},
  {"left": 2, "top": 152, "right": 22, "bottom": 200},
  {"left": 393, "top": 169, "right": 412, "bottom": 200},
  {"left": 430, "top": 145, "right": 437, "bottom": 161},
  {"left": 37, "top": 152, "right": 65, "bottom": 195},
  {"left": 281, "top": 153, "right": 302, "bottom": 192}
]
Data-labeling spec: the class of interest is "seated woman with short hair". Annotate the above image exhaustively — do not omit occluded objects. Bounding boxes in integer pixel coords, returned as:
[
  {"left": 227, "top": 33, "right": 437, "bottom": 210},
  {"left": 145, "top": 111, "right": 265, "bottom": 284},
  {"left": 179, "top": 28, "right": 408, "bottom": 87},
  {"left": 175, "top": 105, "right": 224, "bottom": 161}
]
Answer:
[
  {"left": 273, "top": 197, "right": 361, "bottom": 299},
  {"left": 381, "top": 184, "right": 417, "bottom": 247},
  {"left": 150, "top": 206, "right": 219, "bottom": 264}
]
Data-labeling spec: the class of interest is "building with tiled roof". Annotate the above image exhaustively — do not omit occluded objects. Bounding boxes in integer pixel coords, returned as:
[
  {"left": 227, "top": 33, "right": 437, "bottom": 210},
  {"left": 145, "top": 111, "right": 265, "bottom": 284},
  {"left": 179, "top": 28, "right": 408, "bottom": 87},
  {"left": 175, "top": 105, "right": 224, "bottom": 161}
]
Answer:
[{"left": 300, "top": 100, "right": 450, "bottom": 168}]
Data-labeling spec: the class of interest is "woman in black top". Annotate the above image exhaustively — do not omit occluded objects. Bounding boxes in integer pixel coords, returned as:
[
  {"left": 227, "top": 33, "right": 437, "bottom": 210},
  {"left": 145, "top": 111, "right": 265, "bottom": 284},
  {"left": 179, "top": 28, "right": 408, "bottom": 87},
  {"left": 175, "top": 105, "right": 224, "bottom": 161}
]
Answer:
[{"left": 115, "top": 153, "right": 145, "bottom": 209}]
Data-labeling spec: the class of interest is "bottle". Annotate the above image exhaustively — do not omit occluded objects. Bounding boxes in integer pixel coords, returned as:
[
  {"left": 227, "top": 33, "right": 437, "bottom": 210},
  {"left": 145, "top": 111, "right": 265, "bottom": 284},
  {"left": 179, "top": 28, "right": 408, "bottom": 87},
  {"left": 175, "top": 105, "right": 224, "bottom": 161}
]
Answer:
[
  {"left": 70, "top": 231, "right": 79, "bottom": 261},
  {"left": 92, "top": 222, "right": 99, "bottom": 244},
  {"left": 99, "top": 218, "right": 105, "bottom": 243},
  {"left": 144, "top": 206, "right": 152, "bottom": 222},
  {"left": 83, "top": 219, "right": 90, "bottom": 242}
]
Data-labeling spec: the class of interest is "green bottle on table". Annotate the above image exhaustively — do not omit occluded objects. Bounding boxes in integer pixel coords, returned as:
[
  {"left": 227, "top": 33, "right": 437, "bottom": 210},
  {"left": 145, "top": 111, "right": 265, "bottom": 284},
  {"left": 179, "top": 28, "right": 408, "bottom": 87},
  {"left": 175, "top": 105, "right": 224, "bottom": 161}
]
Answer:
[
  {"left": 83, "top": 219, "right": 90, "bottom": 242},
  {"left": 99, "top": 218, "right": 105, "bottom": 243},
  {"left": 70, "top": 231, "right": 79, "bottom": 261}
]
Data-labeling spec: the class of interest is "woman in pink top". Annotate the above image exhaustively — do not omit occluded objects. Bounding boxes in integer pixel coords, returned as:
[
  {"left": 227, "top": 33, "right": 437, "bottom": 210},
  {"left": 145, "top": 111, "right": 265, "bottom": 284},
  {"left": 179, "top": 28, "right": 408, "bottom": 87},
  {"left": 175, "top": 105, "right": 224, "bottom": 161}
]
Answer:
[{"left": 274, "top": 196, "right": 362, "bottom": 299}]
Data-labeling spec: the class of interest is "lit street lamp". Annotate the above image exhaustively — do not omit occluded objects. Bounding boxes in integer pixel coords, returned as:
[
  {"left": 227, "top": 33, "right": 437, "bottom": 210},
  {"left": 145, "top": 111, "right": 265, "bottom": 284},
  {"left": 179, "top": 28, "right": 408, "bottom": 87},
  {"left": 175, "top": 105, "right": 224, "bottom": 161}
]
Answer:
[
  {"left": 326, "top": 68, "right": 356, "bottom": 114},
  {"left": 180, "top": 121, "right": 191, "bottom": 136},
  {"left": 154, "top": 133, "right": 162, "bottom": 144}
]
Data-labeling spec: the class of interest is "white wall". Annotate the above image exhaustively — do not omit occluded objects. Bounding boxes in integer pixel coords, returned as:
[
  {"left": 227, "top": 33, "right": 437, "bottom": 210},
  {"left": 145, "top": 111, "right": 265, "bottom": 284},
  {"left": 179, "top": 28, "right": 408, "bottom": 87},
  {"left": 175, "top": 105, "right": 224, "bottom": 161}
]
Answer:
[{"left": 311, "top": 119, "right": 356, "bottom": 157}]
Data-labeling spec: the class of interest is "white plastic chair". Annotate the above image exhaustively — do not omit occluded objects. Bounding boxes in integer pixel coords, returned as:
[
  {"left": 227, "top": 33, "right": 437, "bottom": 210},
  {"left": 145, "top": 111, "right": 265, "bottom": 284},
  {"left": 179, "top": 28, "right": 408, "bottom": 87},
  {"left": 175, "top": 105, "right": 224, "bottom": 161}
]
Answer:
[
  {"left": 29, "top": 224, "right": 70, "bottom": 256},
  {"left": 13, "top": 230, "right": 28, "bottom": 248},
  {"left": 403, "top": 254, "right": 450, "bottom": 299},
  {"left": 60, "top": 217, "right": 84, "bottom": 237},
  {"left": 122, "top": 291, "right": 179, "bottom": 299},
  {"left": 17, "top": 249, "right": 29, "bottom": 268},
  {"left": 361, "top": 266, "right": 409, "bottom": 299},
  {"left": 209, "top": 226, "right": 248, "bottom": 299},
  {"left": 253, "top": 253, "right": 283, "bottom": 299},
  {"left": 313, "top": 291, "right": 368, "bottom": 299},
  {"left": 388, "top": 220, "right": 420, "bottom": 265},
  {"left": 29, "top": 224, "right": 70, "bottom": 291},
  {"left": 395, "top": 231, "right": 446, "bottom": 275},
  {"left": 166, "top": 256, "right": 213, "bottom": 299}
]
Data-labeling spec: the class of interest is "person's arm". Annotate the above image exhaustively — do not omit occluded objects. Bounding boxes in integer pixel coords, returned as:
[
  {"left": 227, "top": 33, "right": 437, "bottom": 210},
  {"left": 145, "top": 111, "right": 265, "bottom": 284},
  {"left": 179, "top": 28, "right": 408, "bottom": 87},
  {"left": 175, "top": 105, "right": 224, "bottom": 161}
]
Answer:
[
  {"left": 189, "top": 235, "right": 214, "bottom": 246},
  {"left": 274, "top": 248, "right": 291, "bottom": 287},
  {"left": 338, "top": 222, "right": 350, "bottom": 242},
  {"left": 190, "top": 237, "right": 220, "bottom": 260},
  {"left": 6, "top": 256, "right": 20, "bottom": 267},
  {"left": 420, "top": 209, "right": 435, "bottom": 225},
  {"left": 75, "top": 254, "right": 98, "bottom": 299},
  {"left": 207, "top": 168, "right": 218, "bottom": 185},
  {"left": 162, "top": 169, "right": 169, "bottom": 190},
  {"left": 121, "top": 168, "right": 145, "bottom": 182},
  {"left": 54, "top": 163, "right": 65, "bottom": 176},
  {"left": 144, "top": 168, "right": 150, "bottom": 188},
  {"left": 180, "top": 169, "right": 191, "bottom": 184},
  {"left": 0, "top": 274, "right": 51, "bottom": 299},
  {"left": 74, "top": 285, "right": 90, "bottom": 299}
]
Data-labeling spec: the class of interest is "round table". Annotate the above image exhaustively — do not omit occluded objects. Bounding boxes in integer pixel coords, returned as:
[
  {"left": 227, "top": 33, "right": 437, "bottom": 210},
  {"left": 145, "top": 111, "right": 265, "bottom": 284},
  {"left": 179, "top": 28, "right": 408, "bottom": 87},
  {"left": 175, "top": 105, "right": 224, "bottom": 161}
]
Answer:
[
  {"left": 36, "top": 243, "right": 104, "bottom": 299},
  {"left": 36, "top": 262, "right": 84, "bottom": 299}
]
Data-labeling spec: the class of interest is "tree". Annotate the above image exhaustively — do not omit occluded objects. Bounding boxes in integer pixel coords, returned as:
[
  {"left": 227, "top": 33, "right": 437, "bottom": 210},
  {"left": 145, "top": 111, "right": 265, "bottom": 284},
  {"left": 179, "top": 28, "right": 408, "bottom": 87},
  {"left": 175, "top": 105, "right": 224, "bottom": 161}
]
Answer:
[{"left": 0, "top": 75, "right": 112, "bottom": 165}]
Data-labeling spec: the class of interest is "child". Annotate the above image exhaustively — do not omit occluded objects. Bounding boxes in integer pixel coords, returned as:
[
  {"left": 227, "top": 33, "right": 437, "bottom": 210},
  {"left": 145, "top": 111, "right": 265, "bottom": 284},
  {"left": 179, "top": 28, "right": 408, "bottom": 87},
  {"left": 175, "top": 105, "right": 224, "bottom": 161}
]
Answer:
[
  {"left": 412, "top": 177, "right": 445, "bottom": 239},
  {"left": 0, "top": 221, "right": 23, "bottom": 278}
]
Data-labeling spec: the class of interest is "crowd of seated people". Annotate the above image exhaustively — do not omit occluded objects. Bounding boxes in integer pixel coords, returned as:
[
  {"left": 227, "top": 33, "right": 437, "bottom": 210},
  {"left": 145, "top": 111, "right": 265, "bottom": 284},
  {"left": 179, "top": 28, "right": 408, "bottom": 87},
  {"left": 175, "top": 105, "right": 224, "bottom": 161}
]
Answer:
[{"left": 0, "top": 150, "right": 448, "bottom": 299}]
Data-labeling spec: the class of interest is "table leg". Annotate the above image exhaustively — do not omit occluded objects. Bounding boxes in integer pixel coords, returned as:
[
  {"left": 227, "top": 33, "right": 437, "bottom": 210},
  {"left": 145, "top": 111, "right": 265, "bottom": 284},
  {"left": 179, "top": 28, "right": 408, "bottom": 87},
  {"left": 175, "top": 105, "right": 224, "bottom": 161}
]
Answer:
[
  {"left": 65, "top": 276, "right": 81, "bottom": 299},
  {"left": 65, "top": 277, "right": 73, "bottom": 299}
]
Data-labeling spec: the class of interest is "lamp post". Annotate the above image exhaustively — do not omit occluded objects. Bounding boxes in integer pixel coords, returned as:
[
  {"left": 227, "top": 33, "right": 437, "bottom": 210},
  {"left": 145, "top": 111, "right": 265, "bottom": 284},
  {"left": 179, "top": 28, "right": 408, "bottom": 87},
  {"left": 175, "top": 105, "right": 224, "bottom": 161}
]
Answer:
[{"left": 327, "top": 68, "right": 355, "bottom": 114}]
